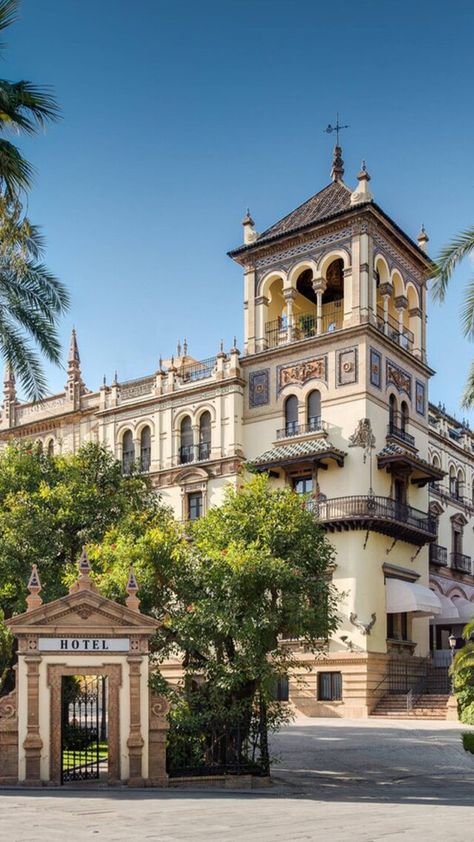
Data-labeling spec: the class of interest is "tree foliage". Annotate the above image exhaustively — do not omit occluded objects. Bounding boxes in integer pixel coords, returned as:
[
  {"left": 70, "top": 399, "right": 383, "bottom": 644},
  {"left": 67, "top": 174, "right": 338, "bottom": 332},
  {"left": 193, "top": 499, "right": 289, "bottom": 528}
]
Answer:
[{"left": 451, "top": 618, "right": 474, "bottom": 724}]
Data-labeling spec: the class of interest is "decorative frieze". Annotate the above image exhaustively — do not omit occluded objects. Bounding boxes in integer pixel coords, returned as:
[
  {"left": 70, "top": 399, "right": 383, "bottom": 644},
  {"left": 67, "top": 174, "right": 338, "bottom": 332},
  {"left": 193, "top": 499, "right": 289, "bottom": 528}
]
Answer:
[
  {"left": 386, "top": 359, "right": 412, "bottom": 399},
  {"left": 277, "top": 355, "right": 327, "bottom": 395}
]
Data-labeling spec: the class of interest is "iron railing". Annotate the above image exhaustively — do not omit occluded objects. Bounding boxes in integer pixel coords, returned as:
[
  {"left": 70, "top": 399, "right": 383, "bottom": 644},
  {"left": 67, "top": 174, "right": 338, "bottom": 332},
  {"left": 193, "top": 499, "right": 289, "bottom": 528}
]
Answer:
[
  {"left": 167, "top": 718, "right": 268, "bottom": 778},
  {"left": 387, "top": 412, "right": 415, "bottom": 447},
  {"left": 265, "top": 303, "right": 344, "bottom": 349},
  {"left": 311, "top": 495, "right": 436, "bottom": 536},
  {"left": 450, "top": 552, "right": 472, "bottom": 574},
  {"left": 276, "top": 418, "right": 327, "bottom": 439},
  {"left": 179, "top": 442, "right": 211, "bottom": 464},
  {"left": 178, "top": 356, "right": 217, "bottom": 383},
  {"left": 429, "top": 544, "right": 448, "bottom": 566},
  {"left": 372, "top": 658, "right": 450, "bottom": 700},
  {"left": 376, "top": 307, "right": 414, "bottom": 352}
]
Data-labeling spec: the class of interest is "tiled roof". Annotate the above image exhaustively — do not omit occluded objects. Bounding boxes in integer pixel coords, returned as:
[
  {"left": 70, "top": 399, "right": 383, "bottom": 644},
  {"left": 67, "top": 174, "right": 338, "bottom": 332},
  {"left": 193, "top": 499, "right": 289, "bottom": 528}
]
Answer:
[
  {"left": 377, "top": 443, "right": 444, "bottom": 476},
  {"left": 252, "top": 437, "right": 346, "bottom": 467},
  {"left": 254, "top": 180, "right": 352, "bottom": 244}
]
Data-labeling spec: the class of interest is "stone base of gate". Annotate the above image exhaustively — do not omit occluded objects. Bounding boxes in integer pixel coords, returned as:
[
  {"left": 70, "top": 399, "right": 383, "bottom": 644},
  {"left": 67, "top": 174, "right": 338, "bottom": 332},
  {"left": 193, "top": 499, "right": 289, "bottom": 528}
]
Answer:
[{"left": 0, "top": 690, "right": 19, "bottom": 785}]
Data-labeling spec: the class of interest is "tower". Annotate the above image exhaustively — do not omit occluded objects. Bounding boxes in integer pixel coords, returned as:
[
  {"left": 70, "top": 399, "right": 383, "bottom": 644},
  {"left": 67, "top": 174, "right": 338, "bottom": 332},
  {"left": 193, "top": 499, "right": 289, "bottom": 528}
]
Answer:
[{"left": 65, "top": 328, "right": 85, "bottom": 408}]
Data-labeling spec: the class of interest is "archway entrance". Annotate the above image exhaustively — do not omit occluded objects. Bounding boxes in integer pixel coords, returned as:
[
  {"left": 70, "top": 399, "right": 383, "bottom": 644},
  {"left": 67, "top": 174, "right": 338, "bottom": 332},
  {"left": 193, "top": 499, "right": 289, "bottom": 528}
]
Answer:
[
  {"left": 0, "top": 551, "right": 170, "bottom": 788},
  {"left": 61, "top": 674, "right": 108, "bottom": 784}
]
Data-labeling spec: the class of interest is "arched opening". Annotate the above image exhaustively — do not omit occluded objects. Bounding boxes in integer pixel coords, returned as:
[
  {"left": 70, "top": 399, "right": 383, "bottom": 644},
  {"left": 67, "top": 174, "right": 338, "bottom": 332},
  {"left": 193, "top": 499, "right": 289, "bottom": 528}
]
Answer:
[
  {"left": 199, "top": 411, "right": 211, "bottom": 460},
  {"left": 47, "top": 439, "right": 54, "bottom": 457},
  {"left": 122, "top": 430, "right": 135, "bottom": 474},
  {"left": 457, "top": 469, "right": 465, "bottom": 501},
  {"left": 180, "top": 416, "right": 194, "bottom": 464},
  {"left": 36, "top": 440, "right": 43, "bottom": 455},
  {"left": 140, "top": 426, "right": 151, "bottom": 472},
  {"left": 284, "top": 395, "right": 299, "bottom": 436},
  {"left": 322, "top": 259, "right": 344, "bottom": 332},
  {"left": 307, "top": 390, "right": 321, "bottom": 431},
  {"left": 400, "top": 400, "right": 409, "bottom": 433},
  {"left": 449, "top": 466, "right": 463, "bottom": 501},
  {"left": 389, "top": 394, "right": 397, "bottom": 427}
]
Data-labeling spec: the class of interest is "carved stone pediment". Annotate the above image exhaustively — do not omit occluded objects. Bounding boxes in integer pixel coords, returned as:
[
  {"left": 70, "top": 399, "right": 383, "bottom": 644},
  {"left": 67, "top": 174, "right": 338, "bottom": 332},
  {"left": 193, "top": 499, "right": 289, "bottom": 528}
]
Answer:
[{"left": 6, "top": 589, "right": 159, "bottom": 637}]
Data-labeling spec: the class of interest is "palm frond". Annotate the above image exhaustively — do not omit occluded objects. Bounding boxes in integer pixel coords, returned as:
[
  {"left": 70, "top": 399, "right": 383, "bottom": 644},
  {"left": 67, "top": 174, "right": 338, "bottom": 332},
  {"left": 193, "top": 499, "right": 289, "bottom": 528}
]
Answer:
[
  {"left": 0, "top": 1, "right": 17, "bottom": 37},
  {"left": 431, "top": 227, "right": 474, "bottom": 302},
  {"left": 460, "top": 276, "right": 474, "bottom": 339},
  {"left": 452, "top": 642, "right": 474, "bottom": 673},
  {"left": 461, "top": 360, "right": 474, "bottom": 409},
  {"left": 0, "top": 322, "right": 48, "bottom": 401},
  {"left": 0, "top": 80, "right": 60, "bottom": 133},
  {"left": 463, "top": 618, "right": 474, "bottom": 640},
  {"left": 0, "top": 138, "right": 33, "bottom": 197}
]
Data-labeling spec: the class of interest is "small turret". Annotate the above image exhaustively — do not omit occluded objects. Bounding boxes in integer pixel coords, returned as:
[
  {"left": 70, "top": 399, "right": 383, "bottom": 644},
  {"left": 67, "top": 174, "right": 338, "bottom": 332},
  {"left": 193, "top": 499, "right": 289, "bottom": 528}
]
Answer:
[
  {"left": 350, "top": 161, "right": 373, "bottom": 205},
  {"left": 65, "top": 328, "right": 85, "bottom": 408},
  {"left": 3, "top": 361, "right": 16, "bottom": 427},
  {"left": 242, "top": 209, "right": 257, "bottom": 245},
  {"left": 417, "top": 224, "right": 429, "bottom": 253}
]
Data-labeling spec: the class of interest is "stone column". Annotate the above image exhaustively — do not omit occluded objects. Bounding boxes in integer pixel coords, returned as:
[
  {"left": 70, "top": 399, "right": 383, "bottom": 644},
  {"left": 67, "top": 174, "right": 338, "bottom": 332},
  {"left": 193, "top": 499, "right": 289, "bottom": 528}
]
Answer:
[
  {"left": 254, "top": 296, "right": 269, "bottom": 351},
  {"left": 409, "top": 306, "right": 423, "bottom": 358},
  {"left": 283, "top": 289, "right": 296, "bottom": 341},
  {"left": 127, "top": 654, "right": 145, "bottom": 786},
  {"left": 379, "top": 283, "right": 393, "bottom": 335},
  {"left": 244, "top": 265, "right": 256, "bottom": 355},
  {"left": 312, "top": 277, "right": 326, "bottom": 336},
  {"left": 23, "top": 655, "right": 43, "bottom": 785},
  {"left": 148, "top": 692, "right": 169, "bottom": 786}
]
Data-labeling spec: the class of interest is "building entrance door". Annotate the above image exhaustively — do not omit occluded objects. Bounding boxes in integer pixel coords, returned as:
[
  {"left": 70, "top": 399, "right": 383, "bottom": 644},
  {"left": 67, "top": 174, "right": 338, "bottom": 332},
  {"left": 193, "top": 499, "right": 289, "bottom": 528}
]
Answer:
[{"left": 61, "top": 674, "right": 108, "bottom": 784}]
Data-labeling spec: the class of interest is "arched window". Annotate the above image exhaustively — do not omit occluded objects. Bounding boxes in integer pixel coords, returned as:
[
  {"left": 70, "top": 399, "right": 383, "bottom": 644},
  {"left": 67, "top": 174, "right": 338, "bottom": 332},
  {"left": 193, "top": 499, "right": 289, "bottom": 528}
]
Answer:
[
  {"left": 36, "top": 440, "right": 43, "bottom": 455},
  {"left": 400, "top": 401, "right": 409, "bottom": 433},
  {"left": 180, "top": 416, "right": 194, "bottom": 464},
  {"left": 122, "top": 430, "right": 135, "bottom": 474},
  {"left": 307, "top": 390, "right": 321, "bottom": 431},
  {"left": 457, "top": 469, "right": 464, "bottom": 501},
  {"left": 389, "top": 394, "right": 397, "bottom": 427},
  {"left": 140, "top": 426, "right": 151, "bottom": 472},
  {"left": 199, "top": 411, "right": 211, "bottom": 460},
  {"left": 47, "top": 439, "right": 54, "bottom": 457},
  {"left": 284, "top": 395, "right": 299, "bottom": 436}
]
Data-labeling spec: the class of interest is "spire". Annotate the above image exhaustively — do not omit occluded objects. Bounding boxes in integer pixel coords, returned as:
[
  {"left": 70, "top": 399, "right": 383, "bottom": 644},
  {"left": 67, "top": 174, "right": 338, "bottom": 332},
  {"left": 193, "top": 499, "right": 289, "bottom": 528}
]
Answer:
[
  {"left": 26, "top": 563, "right": 43, "bottom": 611},
  {"left": 350, "top": 160, "right": 373, "bottom": 205},
  {"left": 66, "top": 327, "right": 84, "bottom": 407},
  {"left": 331, "top": 145, "right": 344, "bottom": 182},
  {"left": 242, "top": 208, "right": 257, "bottom": 245},
  {"left": 69, "top": 546, "right": 97, "bottom": 593},
  {"left": 3, "top": 360, "right": 16, "bottom": 400},
  {"left": 126, "top": 566, "right": 140, "bottom": 612},
  {"left": 417, "top": 224, "right": 429, "bottom": 253}
]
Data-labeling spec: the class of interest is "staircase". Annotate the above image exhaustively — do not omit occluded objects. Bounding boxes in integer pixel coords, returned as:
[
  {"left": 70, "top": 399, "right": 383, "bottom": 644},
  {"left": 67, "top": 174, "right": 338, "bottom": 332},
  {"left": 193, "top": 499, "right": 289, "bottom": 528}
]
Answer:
[{"left": 371, "top": 693, "right": 450, "bottom": 720}]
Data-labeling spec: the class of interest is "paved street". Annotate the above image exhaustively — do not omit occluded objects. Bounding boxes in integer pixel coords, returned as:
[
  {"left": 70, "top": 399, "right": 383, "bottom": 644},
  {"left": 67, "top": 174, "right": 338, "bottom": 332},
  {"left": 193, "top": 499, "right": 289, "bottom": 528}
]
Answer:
[{"left": 1, "top": 717, "right": 473, "bottom": 842}]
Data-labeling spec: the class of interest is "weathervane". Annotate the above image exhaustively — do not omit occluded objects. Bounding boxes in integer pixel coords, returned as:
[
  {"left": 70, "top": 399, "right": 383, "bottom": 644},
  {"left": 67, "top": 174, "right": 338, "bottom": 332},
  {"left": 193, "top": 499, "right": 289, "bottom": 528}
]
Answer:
[{"left": 324, "top": 113, "right": 349, "bottom": 146}]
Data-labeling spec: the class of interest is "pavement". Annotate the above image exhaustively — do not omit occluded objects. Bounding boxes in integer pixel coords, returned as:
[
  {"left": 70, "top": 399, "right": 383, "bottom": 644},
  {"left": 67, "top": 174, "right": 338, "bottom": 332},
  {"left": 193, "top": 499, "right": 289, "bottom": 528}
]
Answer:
[{"left": 1, "top": 717, "right": 473, "bottom": 842}]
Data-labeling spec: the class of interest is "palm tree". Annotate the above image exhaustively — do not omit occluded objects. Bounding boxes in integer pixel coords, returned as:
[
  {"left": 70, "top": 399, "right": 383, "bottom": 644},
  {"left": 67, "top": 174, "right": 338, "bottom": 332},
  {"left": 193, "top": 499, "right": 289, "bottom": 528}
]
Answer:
[
  {"left": 0, "top": 1, "right": 67, "bottom": 401},
  {"left": 431, "top": 228, "right": 474, "bottom": 406},
  {"left": 0, "top": 0, "right": 60, "bottom": 199},
  {"left": 452, "top": 618, "right": 474, "bottom": 673},
  {"left": 0, "top": 198, "right": 69, "bottom": 400}
]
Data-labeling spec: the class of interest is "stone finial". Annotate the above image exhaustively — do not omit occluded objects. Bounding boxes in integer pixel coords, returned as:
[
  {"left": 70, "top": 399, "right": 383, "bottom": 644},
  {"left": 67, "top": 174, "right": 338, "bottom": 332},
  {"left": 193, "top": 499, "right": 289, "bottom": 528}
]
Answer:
[
  {"left": 69, "top": 546, "right": 97, "bottom": 593},
  {"left": 126, "top": 566, "right": 140, "bottom": 612},
  {"left": 26, "top": 563, "right": 43, "bottom": 611},
  {"left": 65, "top": 328, "right": 85, "bottom": 407},
  {"left": 350, "top": 160, "right": 373, "bottom": 206},
  {"left": 331, "top": 145, "right": 344, "bottom": 182},
  {"left": 3, "top": 361, "right": 16, "bottom": 426},
  {"left": 183, "top": 338, "right": 188, "bottom": 357},
  {"left": 242, "top": 208, "right": 257, "bottom": 245},
  {"left": 177, "top": 340, "right": 182, "bottom": 358},
  {"left": 417, "top": 224, "right": 429, "bottom": 253}
]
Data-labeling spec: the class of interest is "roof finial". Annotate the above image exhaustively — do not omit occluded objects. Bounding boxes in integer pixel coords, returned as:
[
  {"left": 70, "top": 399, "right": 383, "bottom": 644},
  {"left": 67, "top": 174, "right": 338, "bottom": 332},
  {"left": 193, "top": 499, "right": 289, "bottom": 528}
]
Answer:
[
  {"left": 126, "top": 566, "right": 140, "bottom": 612},
  {"left": 183, "top": 338, "right": 188, "bottom": 357},
  {"left": 69, "top": 546, "right": 97, "bottom": 592},
  {"left": 324, "top": 114, "right": 349, "bottom": 182},
  {"left": 242, "top": 208, "right": 257, "bottom": 245},
  {"left": 350, "top": 160, "right": 373, "bottom": 205},
  {"left": 26, "top": 563, "right": 43, "bottom": 611},
  {"left": 177, "top": 340, "right": 182, "bottom": 358},
  {"left": 417, "top": 223, "right": 429, "bottom": 252}
]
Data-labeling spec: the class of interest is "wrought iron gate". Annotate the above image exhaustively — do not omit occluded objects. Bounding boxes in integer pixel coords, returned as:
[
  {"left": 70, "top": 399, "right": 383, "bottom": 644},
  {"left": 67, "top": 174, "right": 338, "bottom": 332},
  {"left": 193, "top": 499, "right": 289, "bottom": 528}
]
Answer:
[{"left": 61, "top": 675, "right": 107, "bottom": 783}]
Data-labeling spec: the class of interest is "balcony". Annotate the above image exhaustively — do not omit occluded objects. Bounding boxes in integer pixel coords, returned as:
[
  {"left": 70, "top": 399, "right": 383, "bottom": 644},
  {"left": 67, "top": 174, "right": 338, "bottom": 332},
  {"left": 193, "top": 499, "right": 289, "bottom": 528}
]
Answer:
[
  {"left": 387, "top": 412, "right": 416, "bottom": 448},
  {"left": 376, "top": 308, "right": 414, "bottom": 353},
  {"left": 265, "top": 304, "right": 343, "bottom": 350},
  {"left": 450, "top": 552, "right": 472, "bottom": 574},
  {"left": 178, "top": 356, "right": 217, "bottom": 383},
  {"left": 429, "top": 544, "right": 448, "bottom": 567},
  {"left": 276, "top": 418, "right": 327, "bottom": 440},
  {"left": 309, "top": 495, "right": 437, "bottom": 546},
  {"left": 179, "top": 442, "right": 211, "bottom": 465}
]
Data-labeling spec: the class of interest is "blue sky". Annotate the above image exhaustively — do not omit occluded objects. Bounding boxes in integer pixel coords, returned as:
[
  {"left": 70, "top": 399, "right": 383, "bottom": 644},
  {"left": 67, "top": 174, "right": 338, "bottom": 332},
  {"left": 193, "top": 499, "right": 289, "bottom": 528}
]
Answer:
[{"left": 5, "top": 0, "right": 474, "bottom": 418}]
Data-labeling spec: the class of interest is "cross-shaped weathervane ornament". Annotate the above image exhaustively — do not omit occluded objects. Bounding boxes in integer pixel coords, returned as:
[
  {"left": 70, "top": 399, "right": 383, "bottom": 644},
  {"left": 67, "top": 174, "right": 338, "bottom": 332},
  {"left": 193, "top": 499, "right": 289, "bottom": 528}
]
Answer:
[{"left": 324, "top": 113, "right": 349, "bottom": 146}]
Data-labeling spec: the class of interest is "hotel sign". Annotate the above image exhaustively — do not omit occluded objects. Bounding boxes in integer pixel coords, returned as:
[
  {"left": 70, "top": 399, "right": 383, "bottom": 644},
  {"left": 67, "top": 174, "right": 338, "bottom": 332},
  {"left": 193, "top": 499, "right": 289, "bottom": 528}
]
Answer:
[{"left": 38, "top": 637, "right": 130, "bottom": 652}]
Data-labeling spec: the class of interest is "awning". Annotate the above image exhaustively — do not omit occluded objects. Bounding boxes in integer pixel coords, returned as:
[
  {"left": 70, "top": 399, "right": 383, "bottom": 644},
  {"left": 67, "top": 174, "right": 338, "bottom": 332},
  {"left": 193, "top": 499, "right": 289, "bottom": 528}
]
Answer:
[
  {"left": 386, "top": 578, "right": 442, "bottom": 617},
  {"left": 451, "top": 597, "right": 474, "bottom": 621},
  {"left": 429, "top": 594, "right": 460, "bottom": 625}
]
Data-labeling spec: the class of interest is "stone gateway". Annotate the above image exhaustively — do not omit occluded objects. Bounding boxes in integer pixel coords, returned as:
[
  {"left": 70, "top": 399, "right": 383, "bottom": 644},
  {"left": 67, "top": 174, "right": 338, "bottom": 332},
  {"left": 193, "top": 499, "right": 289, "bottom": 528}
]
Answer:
[{"left": 0, "top": 551, "right": 169, "bottom": 787}]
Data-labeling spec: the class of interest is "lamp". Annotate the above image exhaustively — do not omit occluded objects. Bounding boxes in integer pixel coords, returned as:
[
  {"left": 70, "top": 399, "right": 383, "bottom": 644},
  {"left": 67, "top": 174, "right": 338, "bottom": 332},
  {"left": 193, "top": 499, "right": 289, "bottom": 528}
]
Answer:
[{"left": 448, "top": 633, "right": 457, "bottom": 651}]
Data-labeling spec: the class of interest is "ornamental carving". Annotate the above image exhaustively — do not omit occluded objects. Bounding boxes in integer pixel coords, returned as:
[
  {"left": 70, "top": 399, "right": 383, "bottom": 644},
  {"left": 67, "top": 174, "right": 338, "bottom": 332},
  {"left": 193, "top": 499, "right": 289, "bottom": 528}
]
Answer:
[
  {"left": 277, "top": 356, "right": 327, "bottom": 394},
  {"left": 350, "top": 612, "right": 376, "bottom": 635},
  {"left": 0, "top": 690, "right": 16, "bottom": 722},
  {"left": 348, "top": 419, "right": 376, "bottom": 451},
  {"left": 337, "top": 347, "right": 358, "bottom": 386},
  {"left": 386, "top": 359, "right": 412, "bottom": 398}
]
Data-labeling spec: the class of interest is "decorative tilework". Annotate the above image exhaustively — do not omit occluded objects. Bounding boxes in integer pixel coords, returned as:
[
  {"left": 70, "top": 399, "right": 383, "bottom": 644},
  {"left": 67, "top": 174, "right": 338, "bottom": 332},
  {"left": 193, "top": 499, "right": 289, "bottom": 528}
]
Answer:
[
  {"left": 386, "top": 359, "right": 412, "bottom": 399},
  {"left": 277, "top": 355, "right": 327, "bottom": 395},
  {"left": 337, "top": 347, "right": 358, "bottom": 386},
  {"left": 416, "top": 380, "right": 426, "bottom": 416},
  {"left": 370, "top": 348, "right": 382, "bottom": 389},
  {"left": 249, "top": 369, "right": 270, "bottom": 408}
]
